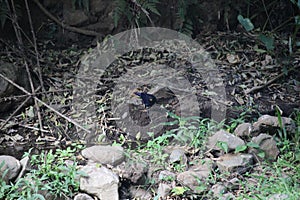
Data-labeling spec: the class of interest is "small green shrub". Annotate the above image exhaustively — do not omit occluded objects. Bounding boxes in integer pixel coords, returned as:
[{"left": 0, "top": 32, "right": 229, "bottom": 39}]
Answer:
[{"left": 0, "top": 144, "right": 84, "bottom": 199}]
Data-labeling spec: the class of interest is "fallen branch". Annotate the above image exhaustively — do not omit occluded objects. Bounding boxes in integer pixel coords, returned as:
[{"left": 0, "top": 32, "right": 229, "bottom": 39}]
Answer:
[
  {"left": 32, "top": 0, "right": 103, "bottom": 37},
  {"left": 0, "top": 72, "right": 91, "bottom": 134},
  {"left": 245, "top": 66, "right": 298, "bottom": 95}
]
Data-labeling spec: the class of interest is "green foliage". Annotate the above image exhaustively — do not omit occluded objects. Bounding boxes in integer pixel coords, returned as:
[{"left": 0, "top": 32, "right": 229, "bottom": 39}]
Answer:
[
  {"left": 237, "top": 15, "right": 254, "bottom": 31},
  {"left": 238, "top": 154, "right": 300, "bottom": 199},
  {"left": 166, "top": 112, "right": 220, "bottom": 149},
  {"left": 0, "top": 145, "right": 84, "bottom": 199},
  {"left": 113, "top": 0, "right": 160, "bottom": 28},
  {"left": 171, "top": 186, "right": 189, "bottom": 196},
  {"left": 258, "top": 34, "right": 274, "bottom": 51},
  {"left": 234, "top": 144, "right": 247, "bottom": 154},
  {"left": 234, "top": 142, "right": 260, "bottom": 154},
  {"left": 72, "top": 0, "right": 89, "bottom": 11},
  {"left": 0, "top": 0, "right": 8, "bottom": 28},
  {"left": 113, "top": 0, "right": 202, "bottom": 36},
  {"left": 173, "top": 0, "right": 202, "bottom": 36},
  {"left": 216, "top": 141, "right": 229, "bottom": 154}
]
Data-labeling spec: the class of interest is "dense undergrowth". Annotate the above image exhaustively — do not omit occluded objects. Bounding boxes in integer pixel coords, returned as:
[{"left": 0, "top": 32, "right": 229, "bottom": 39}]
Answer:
[{"left": 1, "top": 110, "right": 299, "bottom": 199}]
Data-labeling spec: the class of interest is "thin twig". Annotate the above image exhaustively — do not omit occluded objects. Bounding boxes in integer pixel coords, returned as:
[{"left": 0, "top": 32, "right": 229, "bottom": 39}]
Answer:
[
  {"left": 18, "top": 124, "right": 50, "bottom": 133},
  {"left": 0, "top": 86, "right": 41, "bottom": 130},
  {"left": 24, "top": 61, "right": 44, "bottom": 136},
  {"left": 0, "top": 96, "right": 31, "bottom": 130},
  {"left": 24, "top": 0, "right": 44, "bottom": 91},
  {"left": 245, "top": 66, "right": 297, "bottom": 95},
  {"left": 6, "top": 0, "right": 23, "bottom": 48},
  {"left": 0, "top": 73, "right": 91, "bottom": 134}
]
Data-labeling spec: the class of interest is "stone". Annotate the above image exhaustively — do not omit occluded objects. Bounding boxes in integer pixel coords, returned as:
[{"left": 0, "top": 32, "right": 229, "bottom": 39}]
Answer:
[
  {"left": 63, "top": 9, "right": 89, "bottom": 26},
  {"left": 80, "top": 165, "right": 119, "bottom": 200},
  {"left": 169, "top": 149, "right": 187, "bottom": 168},
  {"left": 189, "top": 158, "right": 213, "bottom": 179},
  {"left": 251, "top": 134, "right": 280, "bottom": 161},
  {"left": 81, "top": 145, "right": 125, "bottom": 166},
  {"left": 216, "top": 153, "right": 253, "bottom": 174},
  {"left": 90, "top": 0, "right": 110, "bottom": 13},
  {"left": 74, "top": 193, "right": 94, "bottom": 200},
  {"left": 234, "top": 123, "right": 252, "bottom": 137},
  {"left": 157, "top": 183, "right": 172, "bottom": 198},
  {"left": 267, "top": 193, "right": 289, "bottom": 200},
  {"left": 114, "top": 161, "right": 148, "bottom": 184},
  {"left": 207, "top": 130, "right": 245, "bottom": 152},
  {"left": 0, "top": 155, "right": 21, "bottom": 184},
  {"left": 158, "top": 170, "right": 176, "bottom": 181},
  {"left": 211, "top": 183, "right": 227, "bottom": 198},
  {"left": 177, "top": 170, "right": 207, "bottom": 193},
  {"left": 130, "top": 187, "right": 152, "bottom": 200},
  {"left": 221, "top": 192, "right": 236, "bottom": 200},
  {"left": 252, "top": 115, "right": 296, "bottom": 135}
]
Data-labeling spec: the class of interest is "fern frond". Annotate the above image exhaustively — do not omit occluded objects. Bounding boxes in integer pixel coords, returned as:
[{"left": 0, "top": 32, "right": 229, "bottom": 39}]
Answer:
[
  {"left": 142, "top": 1, "right": 160, "bottom": 16},
  {"left": 113, "top": 0, "right": 127, "bottom": 27}
]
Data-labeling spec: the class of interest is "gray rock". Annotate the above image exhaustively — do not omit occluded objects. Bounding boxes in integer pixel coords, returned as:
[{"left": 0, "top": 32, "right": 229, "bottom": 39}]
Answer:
[
  {"left": 207, "top": 130, "right": 245, "bottom": 152},
  {"left": 130, "top": 187, "right": 152, "bottom": 200},
  {"left": 0, "top": 155, "right": 21, "bottom": 183},
  {"left": 63, "top": 9, "right": 88, "bottom": 26},
  {"left": 211, "top": 183, "right": 227, "bottom": 197},
  {"left": 80, "top": 165, "right": 119, "bottom": 200},
  {"left": 158, "top": 170, "right": 176, "bottom": 181},
  {"left": 216, "top": 153, "right": 253, "bottom": 173},
  {"left": 114, "top": 161, "right": 148, "bottom": 184},
  {"left": 74, "top": 193, "right": 94, "bottom": 200},
  {"left": 81, "top": 145, "right": 125, "bottom": 166},
  {"left": 157, "top": 183, "right": 172, "bottom": 198},
  {"left": 169, "top": 149, "right": 187, "bottom": 163},
  {"left": 226, "top": 177, "right": 240, "bottom": 190},
  {"left": 251, "top": 134, "right": 280, "bottom": 161},
  {"left": 253, "top": 115, "right": 296, "bottom": 135},
  {"left": 234, "top": 123, "right": 252, "bottom": 137},
  {"left": 90, "top": 0, "right": 110, "bottom": 13},
  {"left": 176, "top": 170, "right": 207, "bottom": 193},
  {"left": 267, "top": 193, "right": 289, "bottom": 200},
  {"left": 189, "top": 158, "right": 213, "bottom": 179},
  {"left": 221, "top": 192, "right": 236, "bottom": 200}
]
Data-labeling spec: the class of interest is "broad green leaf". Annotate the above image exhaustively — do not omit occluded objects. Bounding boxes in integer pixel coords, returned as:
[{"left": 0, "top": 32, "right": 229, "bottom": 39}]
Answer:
[
  {"left": 258, "top": 34, "right": 274, "bottom": 50},
  {"left": 171, "top": 186, "right": 188, "bottom": 195},
  {"left": 216, "top": 141, "right": 229, "bottom": 154},
  {"left": 235, "top": 145, "right": 247, "bottom": 153},
  {"left": 247, "top": 142, "right": 260, "bottom": 149},
  {"left": 295, "top": 15, "right": 300, "bottom": 25},
  {"left": 237, "top": 15, "right": 254, "bottom": 31}
]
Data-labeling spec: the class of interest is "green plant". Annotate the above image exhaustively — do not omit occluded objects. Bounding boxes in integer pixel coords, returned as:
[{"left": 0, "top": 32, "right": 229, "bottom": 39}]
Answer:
[
  {"left": 171, "top": 186, "right": 189, "bottom": 196},
  {"left": 1, "top": 145, "right": 84, "bottom": 199},
  {"left": 238, "top": 154, "right": 300, "bottom": 199},
  {"left": 226, "top": 108, "right": 251, "bottom": 133},
  {"left": 72, "top": 0, "right": 89, "bottom": 11},
  {"left": 113, "top": 0, "right": 160, "bottom": 28},
  {"left": 234, "top": 142, "right": 266, "bottom": 158},
  {"left": 171, "top": 162, "right": 186, "bottom": 173},
  {"left": 174, "top": 0, "right": 202, "bottom": 36},
  {"left": 0, "top": 161, "right": 11, "bottom": 199},
  {"left": 216, "top": 141, "right": 229, "bottom": 154},
  {"left": 142, "top": 133, "right": 172, "bottom": 166},
  {"left": 165, "top": 112, "right": 219, "bottom": 149},
  {"left": 0, "top": 0, "right": 8, "bottom": 28}
]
